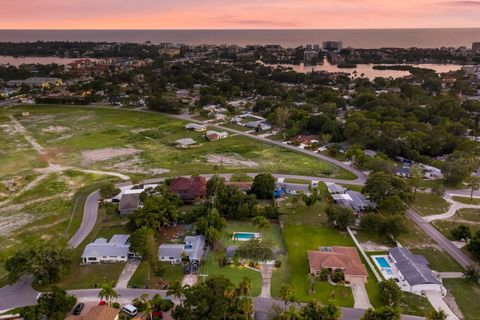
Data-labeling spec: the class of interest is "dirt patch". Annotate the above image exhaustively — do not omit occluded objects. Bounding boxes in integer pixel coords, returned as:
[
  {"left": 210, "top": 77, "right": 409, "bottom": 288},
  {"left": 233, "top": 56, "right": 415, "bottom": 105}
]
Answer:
[
  {"left": 81, "top": 147, "right": 141, "bottom": 165},
  {"left": 0, "top": 213, "right": 33, "bottom": 236},
  {"left": 42, "top": 125, "right": 70, "bottom": 133},
  {"left": 131, "top": 127, "right": 148, "bottom": 134},
  {"left": 108, "top": 155, "right": 170, "bottom": 175},
  {"left": 361, "top": 241, "right": 391, "bottom": 252},
  {"left": 206, "top": 154, "right": 259, "bottom": 168}
]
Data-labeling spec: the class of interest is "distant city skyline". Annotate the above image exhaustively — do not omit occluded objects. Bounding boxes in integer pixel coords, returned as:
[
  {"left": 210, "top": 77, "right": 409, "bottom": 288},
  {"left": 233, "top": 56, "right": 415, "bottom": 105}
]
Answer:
[{"left": 1, "top": 0, "right": 480, "bottom": 29}]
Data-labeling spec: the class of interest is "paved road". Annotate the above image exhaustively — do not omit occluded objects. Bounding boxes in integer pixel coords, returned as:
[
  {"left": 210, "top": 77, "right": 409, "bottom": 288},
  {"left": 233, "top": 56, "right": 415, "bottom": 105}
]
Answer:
[
  {"left": 0, "top": 276, "right": 38, "bottom": 312},
  {"left": 406, "top": 208, "right": 473, "bottom": 269},
  {"left": 67, "top": 190, "right": 100, "bottom": 248}
]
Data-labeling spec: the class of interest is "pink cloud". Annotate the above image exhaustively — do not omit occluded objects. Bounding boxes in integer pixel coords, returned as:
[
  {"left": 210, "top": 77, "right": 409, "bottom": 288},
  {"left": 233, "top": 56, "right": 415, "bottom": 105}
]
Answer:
[{"left": 0, "top": 0, "right": 479, "bottom": 29}]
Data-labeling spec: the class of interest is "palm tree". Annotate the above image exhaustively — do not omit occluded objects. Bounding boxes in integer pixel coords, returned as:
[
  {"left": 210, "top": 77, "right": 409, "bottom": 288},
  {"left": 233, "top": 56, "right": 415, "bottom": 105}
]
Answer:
[
  {"left": 252, "top": 216, "right": 271, "bottom": 233},
  {"left": 307, "top": 273, "right": 316, "bottom": 294},
  {"left": 138, "top": 293, "right": 153, "bottom": 319},
  {"left": 167, "top": 280, "right": 186, "bottom": 305},
  {"left": 238, "top": 296, "right": 254, "bottom": 320},
  {"left": 321, "top": 302, "right": 341, "bottom": 320},
  {"left": 279, "top": 284, "right": 296, "bottom": 312},
  {"left": 239, "top": 276, "right": 252, "bottom": 297},
  {"left": 427, "top": 309, "right": 447, "bottom": 320},
  {"left": 98, "top": 283, "right": 118, "bottom": 306}
]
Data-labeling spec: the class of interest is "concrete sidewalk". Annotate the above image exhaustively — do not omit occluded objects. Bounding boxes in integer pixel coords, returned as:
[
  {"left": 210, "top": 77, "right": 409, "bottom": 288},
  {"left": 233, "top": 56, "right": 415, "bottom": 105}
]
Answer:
[{"left": 260, "top": 264, "right": 273, "bottom": 298}]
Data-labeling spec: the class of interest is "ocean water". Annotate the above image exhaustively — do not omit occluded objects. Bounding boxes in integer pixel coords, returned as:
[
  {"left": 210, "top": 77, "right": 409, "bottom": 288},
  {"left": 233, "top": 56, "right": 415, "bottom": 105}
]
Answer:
[{"left": 0, "top": 29, "right": 479, "bottom": 48}]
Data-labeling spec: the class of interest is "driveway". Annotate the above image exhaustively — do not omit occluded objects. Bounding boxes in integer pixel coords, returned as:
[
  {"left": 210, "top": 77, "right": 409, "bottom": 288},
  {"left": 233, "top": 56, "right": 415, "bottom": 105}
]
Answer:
[
  {"left": 350, "top": 280, "right": 372, "bottom": 310},
  {"left": 260, "top": 264, "right": 273, "bottom": 298},
  {"left": 182, "top": 274, "right": 197, "bottom": 287},
  {"left": 424, "top": 290, "right": 459, "bottom": 320},
  {"left": 115, "top": 259, "right": 141, "bottom": 289}
]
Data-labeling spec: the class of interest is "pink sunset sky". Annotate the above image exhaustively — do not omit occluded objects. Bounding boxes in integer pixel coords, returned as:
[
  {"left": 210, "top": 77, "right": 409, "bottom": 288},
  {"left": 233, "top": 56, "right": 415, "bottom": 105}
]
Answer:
[{"left": 1, "top": 0, "right": 480, "bottom": 29}]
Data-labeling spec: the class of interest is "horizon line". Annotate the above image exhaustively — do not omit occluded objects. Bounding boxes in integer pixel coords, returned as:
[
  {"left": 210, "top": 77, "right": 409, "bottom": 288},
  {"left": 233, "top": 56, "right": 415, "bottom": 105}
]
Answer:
[{"left": 1, "top": 27, "right": 480, "bottom": 31}]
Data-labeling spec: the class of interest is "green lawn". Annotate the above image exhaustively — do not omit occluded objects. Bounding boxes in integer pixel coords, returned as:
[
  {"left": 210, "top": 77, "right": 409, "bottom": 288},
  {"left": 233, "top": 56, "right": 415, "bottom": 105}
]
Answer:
[
  {"left": 129, "top": 261, "right": 184, "bottom": 289},
  {"left": 200, "top": 253, "right": 262, "bottom": 296},
  {"left": 410, "top": 247, "right": 463, "bottom": 272},
  {"left": 452, "top": 196, "right": 480, "bottom": 205},
  {"left": 400, "top": 292, "right": 435, "bottom": 317},
  {"left": 274, "top": 224, "right": 355, "bottom": 306},
  {"left": 443, "top": 279, "right": 480, "bottom": 320},
  {"left": 284, "top": 178, "right": 312, "bottom": 185},
  {"left": 412, "top": 192, "right": 449, "bottom": 216}
]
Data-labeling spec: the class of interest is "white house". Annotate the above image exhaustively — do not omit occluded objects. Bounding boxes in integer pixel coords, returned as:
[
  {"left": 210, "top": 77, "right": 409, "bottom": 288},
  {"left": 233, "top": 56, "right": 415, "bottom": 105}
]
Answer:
[
  {"left": 81, "top": 235, "right": 131, "bottom": 264},
  {"left": 389, "top": 247, "right": 443, "bottom": 294},
  {"left": 158, "top": 235, "right": 205, "bottom": 264},
  {"left": 206, "top": 130, "right": 228, "bottom": 141}
]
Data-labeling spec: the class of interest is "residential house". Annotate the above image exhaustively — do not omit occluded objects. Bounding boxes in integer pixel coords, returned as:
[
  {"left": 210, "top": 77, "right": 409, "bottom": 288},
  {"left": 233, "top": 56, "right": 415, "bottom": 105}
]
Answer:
[
  {"left": 158, "top": 235, "right": 206, "bottom": 264},
  {"left": 308, "top": 246, "right": 368, "bottom": 283},
  {"left": 118, "top": 192, "right": 141, "bottom": 215},
  {"left": 388, "top": 247, "right": 443, "bottom": 294},
  {"left": 65, "top": 305, "right": 119, "bottom": 320},
  {"left": 396, "top": 167, "right": 411, "bottom": 178},
  {"left": 185, "top": 123, "right": 206, "bottom": 132},
  {"left": 175, "top": 138, "right": 197, "bottom": 149},
  {"left": 169, "top": 176, "right": 207, "bottom": 203},
  {"left": 81, "top": 235, "right": 131, "bottom": 264},
  {"left": 295, "top": 135, "right": 319, "bottom": 146},
  {"left": 331, "top": 190, "right": 375, "bottom": 213},
  {"left": 206, "top": 130, "right": 228, "bottom": 141},
  {"left": 326, "top": 183, "right": 347, "bottom": 194}
]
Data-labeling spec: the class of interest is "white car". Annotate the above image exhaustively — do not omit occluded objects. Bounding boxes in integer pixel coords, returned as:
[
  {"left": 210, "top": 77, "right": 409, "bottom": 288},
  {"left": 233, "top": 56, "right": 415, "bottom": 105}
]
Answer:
[{"left": 121, "top": 304, "right": 138, "bottom": 316}]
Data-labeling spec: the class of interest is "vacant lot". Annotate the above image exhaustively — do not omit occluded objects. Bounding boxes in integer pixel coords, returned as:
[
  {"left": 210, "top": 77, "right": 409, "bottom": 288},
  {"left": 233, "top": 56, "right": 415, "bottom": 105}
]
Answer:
[
  {"left": 410, "top": 247, "right": 463, "bottom": 272},
  {"left": 412, "top": 192, "right": 449, "bottom": 216},
  {"left": 433, "top": 209, "right": 480, "bottom": 240},
  {"left": 7, "top": 105, "right": 354, "bottom": 179}
]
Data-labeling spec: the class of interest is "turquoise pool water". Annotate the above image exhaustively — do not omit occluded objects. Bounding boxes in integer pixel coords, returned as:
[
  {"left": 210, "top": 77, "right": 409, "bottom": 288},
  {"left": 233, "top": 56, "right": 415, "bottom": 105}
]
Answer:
[
  {"left": 234, "top": 232, "right": 257, "bottom": 240},
  {"left": 375, "top": 256, "right": 391, "bottom": 269}
]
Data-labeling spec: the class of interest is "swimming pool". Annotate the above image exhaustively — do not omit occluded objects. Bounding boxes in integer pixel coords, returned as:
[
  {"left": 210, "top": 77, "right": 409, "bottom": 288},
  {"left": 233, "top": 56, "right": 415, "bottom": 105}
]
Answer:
[
  {"left": 375, "top": 256, "right": 391, "bottom": 269},
  {"left": 233, "top": 232, "right": 259, "bottom": 241}
]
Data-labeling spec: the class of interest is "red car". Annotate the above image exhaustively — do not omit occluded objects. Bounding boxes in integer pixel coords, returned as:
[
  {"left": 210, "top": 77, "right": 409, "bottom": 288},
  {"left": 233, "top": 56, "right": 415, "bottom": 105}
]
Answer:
[
  {"left": 98, "top": 300, "right": 107, "bottom": 306},
  {"left": 150, "top": 311, "right": 163, "bottom": 319}
]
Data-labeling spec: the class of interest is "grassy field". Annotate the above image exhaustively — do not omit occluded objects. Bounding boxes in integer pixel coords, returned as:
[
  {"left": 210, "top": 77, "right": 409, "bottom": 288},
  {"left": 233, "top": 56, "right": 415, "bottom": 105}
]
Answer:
[
  {"left": 283, "top": 178, "right": 312, "bottom": 185},
  {"left": 128, "top": 261, "right": 184, "bottom": 289},
  {"left": 443, "top": 279, "right": 480, "bottom": 320},
  {"left": 410, "top": 247, "right": 463, "bottom": 272},
  {"left": 412, "top": 192, "right": 449, "bottom": 216},
  {"left": 433, "top": 209, "right": 480, "bottom": 240},
  {"left": 452, "top": 196, "right": 480, "bottom": 205},
  {"left": 200, "top": 254, "right": 262, "bottom": 296},
  {"left": 4, "top": 105, "right": 355, "bottom": 179}
]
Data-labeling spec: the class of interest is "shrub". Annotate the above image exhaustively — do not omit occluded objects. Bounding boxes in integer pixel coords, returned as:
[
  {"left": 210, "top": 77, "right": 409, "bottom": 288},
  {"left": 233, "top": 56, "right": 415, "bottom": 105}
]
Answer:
[
  {"left": 154, "top": 264, "right": 166, "bottom": 277},
  {"left": 112, "top": 302, "right": 120, "bottom": 309},
  {"left": 274, "top": 260, "right": 282, "bottom": 268}
]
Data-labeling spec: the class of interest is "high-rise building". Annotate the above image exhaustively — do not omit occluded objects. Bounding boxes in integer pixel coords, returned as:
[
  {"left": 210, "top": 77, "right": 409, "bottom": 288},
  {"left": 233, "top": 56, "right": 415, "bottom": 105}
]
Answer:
[
  {"left": 473, "top": 42, "right": 480, "bottom": 53},
  {"left": 305, "top": 44, "right": 313, "bottom": 50},
  {"left": 322, "top": 41, "right": 343, "bottom": 52}
]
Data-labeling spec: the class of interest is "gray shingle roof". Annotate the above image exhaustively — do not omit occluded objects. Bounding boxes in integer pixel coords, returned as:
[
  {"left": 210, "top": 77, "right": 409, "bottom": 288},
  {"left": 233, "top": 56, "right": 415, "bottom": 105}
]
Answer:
[
  {"left": 158, "top": 235, "right": 206, "bottom": 262},
  {"left": 82, "top": 234, "right": 130, "bottom": 258},
  {"left": 389, "top": 247, "right": 441, "bottom": 286},
  {"left": 119, "top": 193, "right": 140, "bottom": 212}
]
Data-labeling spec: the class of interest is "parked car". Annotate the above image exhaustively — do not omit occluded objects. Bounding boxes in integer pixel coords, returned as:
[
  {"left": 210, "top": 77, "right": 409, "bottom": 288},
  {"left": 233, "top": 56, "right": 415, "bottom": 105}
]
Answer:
[
  {"left": 192, "top": 263, "right": 199, "bottom": 274},
  {"left": 73, "top": 303, "right": 85, "bottom": 315},
  {"left": 183, "top": 264, "right": 191, "bottom": 274},
  {"left": 122, "top": 304, "right": 138, "bottom": 317},
  {"left": 98, "top": 300, "right": 107, "bottom": 306},
  {"left": 111, "top": 198, "right": 120, "bottom": 203}
]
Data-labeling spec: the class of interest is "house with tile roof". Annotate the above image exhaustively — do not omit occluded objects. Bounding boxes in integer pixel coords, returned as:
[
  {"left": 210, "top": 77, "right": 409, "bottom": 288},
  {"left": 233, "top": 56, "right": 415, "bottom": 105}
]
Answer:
[
  {"left": 308, "top": 246, "right": 368, "bottom": 283},
  {"left": 169, "top": 176, "right": 207, "bottom": 203}
]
